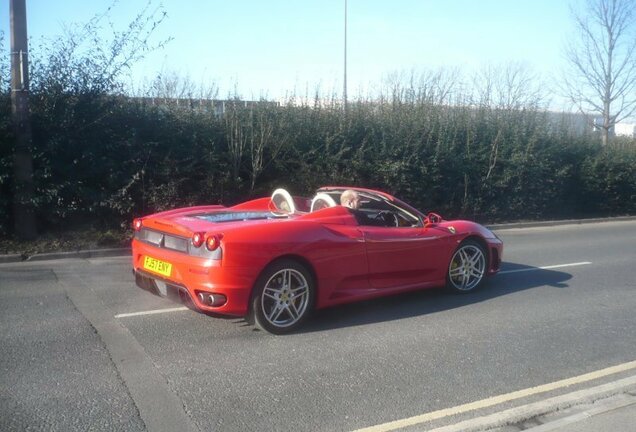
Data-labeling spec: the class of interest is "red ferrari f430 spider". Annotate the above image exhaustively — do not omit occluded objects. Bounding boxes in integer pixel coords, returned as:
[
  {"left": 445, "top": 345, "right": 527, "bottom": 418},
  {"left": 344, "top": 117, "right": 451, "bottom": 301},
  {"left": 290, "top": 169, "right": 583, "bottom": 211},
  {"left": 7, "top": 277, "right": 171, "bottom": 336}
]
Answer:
[{"left": 131, "top": 187, "right": 503, "bottom": 334}]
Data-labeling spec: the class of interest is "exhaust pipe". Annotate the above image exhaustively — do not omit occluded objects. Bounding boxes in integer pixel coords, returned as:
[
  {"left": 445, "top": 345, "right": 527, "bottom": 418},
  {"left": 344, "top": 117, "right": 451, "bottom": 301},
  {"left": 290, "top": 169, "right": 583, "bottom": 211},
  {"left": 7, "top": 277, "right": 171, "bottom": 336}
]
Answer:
[
  {"left": 196, "top": 292, "right": 227, "bottom": 307},
  {"left": 208, "top": 294, "right": 227, "bottom": 307}
]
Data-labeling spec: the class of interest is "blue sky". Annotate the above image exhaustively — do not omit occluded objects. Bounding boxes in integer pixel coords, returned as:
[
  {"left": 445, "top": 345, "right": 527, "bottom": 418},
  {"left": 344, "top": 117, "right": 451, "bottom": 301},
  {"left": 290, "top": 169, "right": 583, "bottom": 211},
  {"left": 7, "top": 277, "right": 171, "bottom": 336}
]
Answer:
[{"left": 2, "top": 0, "right": 580, "bottom": 102}]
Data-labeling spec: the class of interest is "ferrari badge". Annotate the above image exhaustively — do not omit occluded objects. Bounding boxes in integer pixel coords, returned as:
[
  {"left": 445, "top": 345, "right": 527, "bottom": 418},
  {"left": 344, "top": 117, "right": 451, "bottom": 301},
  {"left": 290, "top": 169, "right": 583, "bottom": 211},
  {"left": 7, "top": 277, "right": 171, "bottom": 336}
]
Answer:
[{"left": 448, "top": 226, "right": 456, "bottom": 234}]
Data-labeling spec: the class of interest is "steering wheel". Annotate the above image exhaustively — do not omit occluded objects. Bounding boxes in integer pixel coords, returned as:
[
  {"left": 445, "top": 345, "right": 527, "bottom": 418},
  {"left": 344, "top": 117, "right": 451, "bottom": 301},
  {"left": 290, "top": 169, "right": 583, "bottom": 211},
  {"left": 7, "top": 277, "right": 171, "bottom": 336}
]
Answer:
[{"left": 379, "top": 211, "right": 399, "bottom": 227}]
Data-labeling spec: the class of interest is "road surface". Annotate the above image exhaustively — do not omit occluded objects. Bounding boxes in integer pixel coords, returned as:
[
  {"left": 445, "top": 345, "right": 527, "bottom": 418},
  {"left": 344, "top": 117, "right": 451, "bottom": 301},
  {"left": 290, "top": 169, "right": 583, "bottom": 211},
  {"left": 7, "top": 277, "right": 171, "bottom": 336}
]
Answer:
[{"left": 1, "top": 220, "right": 635, "bottom": 431}]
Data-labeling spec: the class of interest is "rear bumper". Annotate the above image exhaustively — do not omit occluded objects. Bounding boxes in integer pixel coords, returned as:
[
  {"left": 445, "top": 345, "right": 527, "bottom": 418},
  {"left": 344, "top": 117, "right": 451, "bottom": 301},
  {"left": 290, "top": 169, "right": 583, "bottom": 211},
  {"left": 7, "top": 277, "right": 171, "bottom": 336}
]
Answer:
[
  {"left": 131, "top": 239, "right": 256, "bottom": 316},
  {"left": 134, "top": 268, "right": 195, "bottom": 304}
]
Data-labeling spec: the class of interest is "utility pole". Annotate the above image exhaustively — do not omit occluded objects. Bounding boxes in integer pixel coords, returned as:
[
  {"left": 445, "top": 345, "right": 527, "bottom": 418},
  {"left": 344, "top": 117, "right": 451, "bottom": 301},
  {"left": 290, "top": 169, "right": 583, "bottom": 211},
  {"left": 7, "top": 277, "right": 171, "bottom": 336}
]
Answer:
[
  {"left": 343, "top": 0, "right": 348, "bottom": 115},
  {"left": 10, "top": 0, "right": 37, "bottom": 239}
]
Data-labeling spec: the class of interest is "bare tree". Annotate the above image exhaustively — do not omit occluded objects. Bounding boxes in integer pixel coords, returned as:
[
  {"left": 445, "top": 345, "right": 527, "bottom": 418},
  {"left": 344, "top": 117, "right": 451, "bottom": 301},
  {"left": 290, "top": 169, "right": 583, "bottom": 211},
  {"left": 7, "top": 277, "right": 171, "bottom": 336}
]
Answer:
[
  {"left": 563, "top": 0, "right": 636, "bottom": 145},
  {"left": 224, "top": 103, "right": 246, "bottom": 182},
  {"left": 29, "top": 2, "right": 171, "bottom": 96},
  {"left": 382, "top": 67, "right": 461, "bottom": 106},
  {"left": 472, "top": 63, "right": 545, "bottom": 110},
  {"left": 224, "top": 101, "right": 287, "bottom": 193},
  {"left": 143, "top": 70, "right": 219, "bottom": 104}
]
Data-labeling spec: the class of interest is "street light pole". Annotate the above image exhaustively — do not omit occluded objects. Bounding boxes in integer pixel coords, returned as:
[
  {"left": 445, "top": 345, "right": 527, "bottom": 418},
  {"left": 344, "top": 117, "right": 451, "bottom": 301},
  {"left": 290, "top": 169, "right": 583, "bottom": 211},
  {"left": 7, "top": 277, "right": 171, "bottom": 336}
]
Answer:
[
  {"left": 10, "top": 0, "right": 37, "bottom": 239},
  {"left": 343, "top": 0, "right": 348, "bottom": 114}
]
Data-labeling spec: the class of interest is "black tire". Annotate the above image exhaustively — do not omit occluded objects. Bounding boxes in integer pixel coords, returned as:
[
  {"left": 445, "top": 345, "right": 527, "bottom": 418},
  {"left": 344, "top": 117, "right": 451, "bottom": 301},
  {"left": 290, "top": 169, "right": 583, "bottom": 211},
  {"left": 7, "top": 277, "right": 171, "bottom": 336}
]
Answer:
[
  {"left": 446, "top": 239, "right": 488, "bottom": 293},
  {"left": 251, "top": 259, "right": 315, "bottom": 334}
]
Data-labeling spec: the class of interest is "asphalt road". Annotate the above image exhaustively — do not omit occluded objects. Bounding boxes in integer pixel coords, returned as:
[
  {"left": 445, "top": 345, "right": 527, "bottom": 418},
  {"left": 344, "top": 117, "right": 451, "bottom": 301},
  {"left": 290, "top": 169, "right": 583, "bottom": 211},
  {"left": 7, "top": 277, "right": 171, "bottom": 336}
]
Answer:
[{"left": 1, "top": 220, "right": 635, "bottom": 431}]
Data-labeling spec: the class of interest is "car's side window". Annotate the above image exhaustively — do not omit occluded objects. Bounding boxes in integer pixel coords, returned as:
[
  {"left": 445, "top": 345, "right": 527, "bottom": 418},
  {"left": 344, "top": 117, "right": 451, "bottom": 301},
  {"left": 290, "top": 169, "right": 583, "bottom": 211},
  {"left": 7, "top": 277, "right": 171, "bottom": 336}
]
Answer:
[
  {"left": 318, "top": 190, "right": 422, "bottom": 228},
  {"left": 353, "top": 205, "right": 419, "bottom": 228},
  {"left": 351, "top": 209, "right": 392, "bottom": 227},
  {"left": 396, "top": 208, "right": 422, "bottom": 227}
]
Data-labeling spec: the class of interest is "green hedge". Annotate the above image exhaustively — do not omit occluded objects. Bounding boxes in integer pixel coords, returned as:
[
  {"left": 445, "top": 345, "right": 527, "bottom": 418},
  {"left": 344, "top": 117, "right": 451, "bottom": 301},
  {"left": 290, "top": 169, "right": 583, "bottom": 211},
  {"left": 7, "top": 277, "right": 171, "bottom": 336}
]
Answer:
[{"left": 1, "top": 92, "right": 635, "bottom": 236}]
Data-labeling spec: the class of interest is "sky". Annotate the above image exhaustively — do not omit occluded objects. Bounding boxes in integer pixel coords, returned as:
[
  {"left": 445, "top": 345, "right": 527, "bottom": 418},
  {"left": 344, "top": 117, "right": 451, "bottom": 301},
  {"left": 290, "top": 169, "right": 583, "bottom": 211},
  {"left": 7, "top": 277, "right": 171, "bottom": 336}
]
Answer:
[{"left": 1, "top": 0, "right": 582, "bottom": 104}]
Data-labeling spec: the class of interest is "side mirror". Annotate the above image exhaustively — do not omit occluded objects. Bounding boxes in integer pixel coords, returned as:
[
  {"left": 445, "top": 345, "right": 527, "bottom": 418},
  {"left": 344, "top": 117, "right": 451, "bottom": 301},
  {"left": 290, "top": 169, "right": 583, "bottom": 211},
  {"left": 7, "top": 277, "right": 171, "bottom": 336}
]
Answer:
[{"left": 425, "top": 212, "right": 443, "bottom": 227}]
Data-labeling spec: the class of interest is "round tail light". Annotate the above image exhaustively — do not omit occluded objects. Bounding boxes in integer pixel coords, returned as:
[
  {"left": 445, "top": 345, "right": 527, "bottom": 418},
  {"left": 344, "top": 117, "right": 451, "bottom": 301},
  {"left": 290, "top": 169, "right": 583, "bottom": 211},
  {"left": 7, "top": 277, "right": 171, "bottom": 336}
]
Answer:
[
  {"left": 205, "top": 235, "right": 220, "bottom": 251},
  {"left": 133, "top": 218, "right": 143, "bottom": 231},
  {"left": 192, "top": 232, "right": 205, "bottom": 248}
]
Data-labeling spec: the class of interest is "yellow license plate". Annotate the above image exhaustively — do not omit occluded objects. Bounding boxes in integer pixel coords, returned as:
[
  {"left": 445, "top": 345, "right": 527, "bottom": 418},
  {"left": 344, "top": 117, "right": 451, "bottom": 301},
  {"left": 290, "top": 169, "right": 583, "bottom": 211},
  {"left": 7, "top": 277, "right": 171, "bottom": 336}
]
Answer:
[{"left": 143, "top": 256, "right": 172, "bottom": 277}]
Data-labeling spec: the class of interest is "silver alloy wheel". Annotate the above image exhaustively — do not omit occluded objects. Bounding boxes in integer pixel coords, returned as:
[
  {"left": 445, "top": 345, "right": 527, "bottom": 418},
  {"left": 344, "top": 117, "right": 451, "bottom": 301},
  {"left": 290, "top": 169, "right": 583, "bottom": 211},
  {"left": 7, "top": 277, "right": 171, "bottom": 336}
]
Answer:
[
  {"left": 260, "top": 268, "right": 310, "bottom": 328},
  {"left": 448, "top": 244, "right": 486, "bottom": 291}
]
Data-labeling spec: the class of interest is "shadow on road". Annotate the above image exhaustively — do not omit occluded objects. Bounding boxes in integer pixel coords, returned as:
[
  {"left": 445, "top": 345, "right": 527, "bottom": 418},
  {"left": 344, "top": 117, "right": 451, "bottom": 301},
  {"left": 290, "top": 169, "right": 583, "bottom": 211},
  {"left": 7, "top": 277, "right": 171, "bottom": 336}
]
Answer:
[{"left": 297, "top": 262, "right": 572, "bottom": 334}]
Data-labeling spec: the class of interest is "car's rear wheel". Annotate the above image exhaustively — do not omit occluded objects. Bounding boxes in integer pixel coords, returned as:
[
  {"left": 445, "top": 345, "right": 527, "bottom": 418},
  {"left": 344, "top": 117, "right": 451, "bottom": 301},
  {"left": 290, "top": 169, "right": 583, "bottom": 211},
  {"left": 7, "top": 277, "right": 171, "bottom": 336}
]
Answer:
[
  {"left": 252, "top": 259, "right": 315, "bottom": 334},
  {"left": 446, "top": 240, "right": 487, "bottom": 293}
]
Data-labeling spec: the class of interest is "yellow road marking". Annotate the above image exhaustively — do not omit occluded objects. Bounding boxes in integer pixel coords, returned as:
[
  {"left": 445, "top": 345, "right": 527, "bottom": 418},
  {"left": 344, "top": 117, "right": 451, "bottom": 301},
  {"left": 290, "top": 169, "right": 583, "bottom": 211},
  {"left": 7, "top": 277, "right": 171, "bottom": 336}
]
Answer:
[{"left": 352, "top": 359, "right": 636, "bottom": 432}]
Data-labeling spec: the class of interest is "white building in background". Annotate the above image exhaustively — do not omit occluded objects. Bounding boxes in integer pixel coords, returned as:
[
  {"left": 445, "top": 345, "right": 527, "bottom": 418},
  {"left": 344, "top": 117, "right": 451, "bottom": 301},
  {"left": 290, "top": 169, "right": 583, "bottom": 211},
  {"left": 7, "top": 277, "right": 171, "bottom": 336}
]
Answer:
[
  {"left": 590, "top": 116, "right": 636, "bottom": 137},
  {"left": 613, "top": 122, "right": 636, "bottom": 137}
]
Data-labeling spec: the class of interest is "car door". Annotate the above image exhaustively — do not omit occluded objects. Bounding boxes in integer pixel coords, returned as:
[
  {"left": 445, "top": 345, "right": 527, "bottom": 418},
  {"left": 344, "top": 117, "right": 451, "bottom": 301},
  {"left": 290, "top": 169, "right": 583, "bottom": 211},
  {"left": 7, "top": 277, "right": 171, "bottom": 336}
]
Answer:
[
  {"left": 298, "top": 206, "right": 371, "bottom": 301},
  {"left": 361, "top": 225, "right": 452, "bottom": 289}
]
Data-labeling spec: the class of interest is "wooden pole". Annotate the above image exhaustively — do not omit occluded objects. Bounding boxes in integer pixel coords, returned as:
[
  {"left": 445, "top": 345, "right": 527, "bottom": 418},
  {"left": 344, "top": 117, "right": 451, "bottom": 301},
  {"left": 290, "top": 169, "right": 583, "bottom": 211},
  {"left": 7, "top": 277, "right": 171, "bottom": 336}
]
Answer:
[{"left": 10, "top": 0, "right": 37, "bottom": 239}]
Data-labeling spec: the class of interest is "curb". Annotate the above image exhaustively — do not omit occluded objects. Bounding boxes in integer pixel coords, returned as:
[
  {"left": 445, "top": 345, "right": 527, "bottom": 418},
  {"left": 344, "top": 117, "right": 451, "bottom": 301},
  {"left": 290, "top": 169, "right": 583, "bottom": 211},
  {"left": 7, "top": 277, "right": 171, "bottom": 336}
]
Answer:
[
  {"left": 523, "top": 393, "right": 636, "bottom": 432},
  {"left": 487, "top": 215, "right": 636, "bottom": 231},
  {"left": 428, "top": 374, "right": 636, "bottom": 432},
  {"left": 25, "top": 247, "right": 131, "bottom": 262},
  {"left": 0, "top": 248, "right": 131, "bottom": 264},
  {"left": 0, "top": 254, "right": 24, "bottom": 264}
]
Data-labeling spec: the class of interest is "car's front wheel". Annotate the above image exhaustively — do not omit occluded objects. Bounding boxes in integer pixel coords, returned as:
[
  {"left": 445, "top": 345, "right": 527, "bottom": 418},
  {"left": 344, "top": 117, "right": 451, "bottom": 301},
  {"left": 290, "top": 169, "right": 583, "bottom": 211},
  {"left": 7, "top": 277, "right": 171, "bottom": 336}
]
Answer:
[
  {"left": 446, "top": 240, "right": 487, "bottom": 293},
  {"left": 252, "top": 259, "right": 315, "bottom": 334}
]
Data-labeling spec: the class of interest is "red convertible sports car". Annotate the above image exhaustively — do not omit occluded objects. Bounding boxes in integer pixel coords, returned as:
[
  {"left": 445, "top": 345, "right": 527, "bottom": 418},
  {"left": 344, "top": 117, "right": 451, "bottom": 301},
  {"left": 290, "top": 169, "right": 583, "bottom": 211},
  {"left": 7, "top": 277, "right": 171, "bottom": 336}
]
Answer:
[{"left": 132, "top": 187, "right": 503, "bottom": 334}]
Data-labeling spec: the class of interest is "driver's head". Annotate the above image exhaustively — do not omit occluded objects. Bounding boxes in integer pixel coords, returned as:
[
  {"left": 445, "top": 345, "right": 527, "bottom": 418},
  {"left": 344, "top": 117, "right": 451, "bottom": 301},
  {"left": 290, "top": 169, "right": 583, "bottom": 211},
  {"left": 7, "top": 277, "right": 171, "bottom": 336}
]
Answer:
[{"left": 340, "top": 189, "right": 360, "bottom": 209}]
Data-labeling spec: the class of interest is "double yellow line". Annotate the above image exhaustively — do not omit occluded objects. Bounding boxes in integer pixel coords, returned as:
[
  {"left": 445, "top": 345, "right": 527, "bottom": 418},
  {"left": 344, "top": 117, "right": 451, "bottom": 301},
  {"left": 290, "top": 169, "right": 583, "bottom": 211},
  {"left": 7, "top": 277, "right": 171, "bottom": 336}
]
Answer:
[{"left": 353, "top": 359, "right": 636, "bottom": 432}]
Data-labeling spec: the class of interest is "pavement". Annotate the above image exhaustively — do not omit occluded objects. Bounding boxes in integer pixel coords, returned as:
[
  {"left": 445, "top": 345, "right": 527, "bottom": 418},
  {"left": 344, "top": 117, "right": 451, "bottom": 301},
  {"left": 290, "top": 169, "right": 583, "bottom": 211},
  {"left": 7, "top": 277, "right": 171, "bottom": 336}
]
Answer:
[
  {"left": 524, "top": 395, "right": 636, "bottom": 432},
  {"left": 425, "top": 375, "right": 636, "bottom": 432},
  {"left": 539, "top": 397, "right": 636, "bottom": 432}
]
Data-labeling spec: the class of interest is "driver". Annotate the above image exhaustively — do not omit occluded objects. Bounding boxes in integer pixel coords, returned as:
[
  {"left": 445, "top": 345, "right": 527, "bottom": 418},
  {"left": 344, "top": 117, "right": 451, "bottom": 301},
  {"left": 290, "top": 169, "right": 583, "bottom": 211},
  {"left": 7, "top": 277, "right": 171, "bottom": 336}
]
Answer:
[
  {"left": 340, "top": 189, "right": 361, "bottom": 209},
  {"left": 341, "top": 189, "right": 391, "bottom": 227}
]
